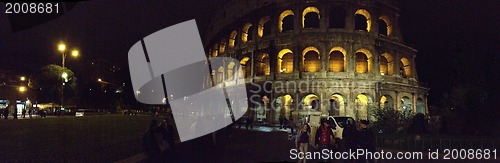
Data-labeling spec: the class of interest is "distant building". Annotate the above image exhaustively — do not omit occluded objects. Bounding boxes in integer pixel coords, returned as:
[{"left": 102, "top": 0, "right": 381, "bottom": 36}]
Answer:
[
  {"left": 204, "top": 0, "right": 429, "bottom": 123},
  {"left": 0, "top": 69, "right": 36, "bottom": 114}
]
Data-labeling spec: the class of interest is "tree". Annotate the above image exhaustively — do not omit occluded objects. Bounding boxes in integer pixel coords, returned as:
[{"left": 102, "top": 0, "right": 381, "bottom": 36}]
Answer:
[{"left": 32, "top": 64, "right": 77, "bottom": 104}]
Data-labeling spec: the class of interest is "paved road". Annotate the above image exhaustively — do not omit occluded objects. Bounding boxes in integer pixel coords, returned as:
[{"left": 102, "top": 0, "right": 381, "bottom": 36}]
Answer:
[{"left": 119, "top": 126, "right": 500, "bottom": 163}]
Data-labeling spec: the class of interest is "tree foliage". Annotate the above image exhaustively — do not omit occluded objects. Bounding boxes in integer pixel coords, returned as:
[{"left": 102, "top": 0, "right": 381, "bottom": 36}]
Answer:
[{"left": 32, "top": 64, "right": 77, "bottom": 104}]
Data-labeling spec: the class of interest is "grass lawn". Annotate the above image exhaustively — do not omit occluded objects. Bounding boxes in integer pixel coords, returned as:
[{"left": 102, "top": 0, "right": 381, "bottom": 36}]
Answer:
[{"left": 0, "top": 114, "right": 152, "bottom": 162}]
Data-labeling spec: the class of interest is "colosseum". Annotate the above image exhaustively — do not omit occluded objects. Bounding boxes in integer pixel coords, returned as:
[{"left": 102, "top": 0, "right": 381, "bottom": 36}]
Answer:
[{"left": 203, "top": 0, "right": 429, "bottom": 123}]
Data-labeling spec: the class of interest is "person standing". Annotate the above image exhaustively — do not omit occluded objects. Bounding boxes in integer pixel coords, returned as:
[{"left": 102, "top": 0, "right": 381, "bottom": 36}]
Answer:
[
  {"left": 296, "top": 124, "right": 310, "bottom": 163},
  {"left": 315, "top": 119, "right": 335, "bottom": 162},
  {"left": 3, "top": 108, "right": 8, "bottom": 119},
  {"left": 22, "top": 109, "right": 26, "bottom": 118},
  {"left": 28, "top": 109, "right": 32, "bottom": 118},
  {"left": 356, "top": 120, "right": 375, "bottom": 163},
  {"left": 342, "top": 121, "right": 358, "bottom": 163},
  {"left": 143, "top": 120, "right": 161, "bottom": 162},
  {"left": 12, "top": 107, "right": 17, "bottom": 119}
]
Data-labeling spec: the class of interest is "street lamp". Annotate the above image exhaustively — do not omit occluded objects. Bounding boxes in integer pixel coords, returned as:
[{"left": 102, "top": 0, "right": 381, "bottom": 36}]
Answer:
[{"left": 58, "top": 42, "right": 79, "bottom": 110}]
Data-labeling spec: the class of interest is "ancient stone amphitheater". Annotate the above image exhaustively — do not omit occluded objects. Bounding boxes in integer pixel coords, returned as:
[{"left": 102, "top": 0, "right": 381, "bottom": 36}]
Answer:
[{"left": 203, "top": 0, "right": 429, "bottom": 122}]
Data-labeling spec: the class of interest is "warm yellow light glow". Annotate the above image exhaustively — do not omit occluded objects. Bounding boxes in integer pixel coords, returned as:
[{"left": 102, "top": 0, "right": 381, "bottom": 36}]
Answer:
[
  {"left": 331, "top": 94, "right": 345, "bottom": 115},
  {"left": 19, "top": 86, "right": 26, "bottom": 92},
  {"left": 241, "top": 23, "right": 253, "bottom": 42},
  {"left": 212, "top": 44, "right": 219, "bottom": 57},
  {"left": 355, "top": 9, "right": 371, "bottom": 32},
  {"left": 20, "top": 76, "right": 26, "bottom": 81},
  {"left": 303, "top": 94, "right": 319, "bottom": 109},
  {"left": 227, "top": 62, "right": 235, "bottom": 80},
  {"left": 71, "top": 50, "right": 79, "bottom": 57},
  {"left": 257, "top": 53, "right": 270, "bottom": 76},
  {"left": 302, "top": 7, "right": 320, "bottom": 28},
  {"left": 58, "top": 43, "right": 66, "bottom": 52},
  {"left": 258, "top": 16, "right": 271, "bottom": 37},
  {"left": 329, "top": 47, "right": 347, "bottom": 72},
  {"left": 98, "top": 78, "right": 102, "bottom": 82},
  {"left": 400, "top": 57, "right": 412, "bottom": 77},
  {"left": 219, "top": 38, "right": 226, "bottom": 54},
  {"left": 229, "top": 30, "right": 238, "bottom": 48},
  {"left": 279, "top": 10, "right": 294, "bottom": 32},
  {"left": 302, "top": 47, "right": 320, "bottom": 72},
  {"left": 355, "top": 49, "right": 372, "bottom": 73},
  {"left": 240, "top": 57, "right": 249, "bottom": 78},
  {"left": 379, "top": 15, "right": 392, "bottom": 36},
  {"left": 217, "top": 66, "right": 224, "bottom": 83},
  {"left": 381, "top": 53, "right": 394, "bottom": 75},
  {"left": 278, "top": 49, "right": 293, "bottom": 74}
]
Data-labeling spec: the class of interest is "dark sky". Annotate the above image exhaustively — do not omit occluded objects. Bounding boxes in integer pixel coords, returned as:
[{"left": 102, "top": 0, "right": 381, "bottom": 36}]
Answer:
[{"left": 0, "top": 0, "right": 498, "bottom": 105}]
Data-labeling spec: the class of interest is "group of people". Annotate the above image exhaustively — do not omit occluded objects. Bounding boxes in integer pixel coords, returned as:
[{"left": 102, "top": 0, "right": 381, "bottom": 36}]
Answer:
[
  {"left": 143, "top": 119, "right": 177, "bottom": 163},
  {"left": 295, "top": 119, "right": 375, "bottom": 163},
  {"left": 2, "top": 107, "right": 40, "bottom": 119}
]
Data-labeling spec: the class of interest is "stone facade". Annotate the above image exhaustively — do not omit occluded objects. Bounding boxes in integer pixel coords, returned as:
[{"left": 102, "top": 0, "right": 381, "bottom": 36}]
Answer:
[{"left": 204, "top": 0, "right": 429, "bottom": 123}]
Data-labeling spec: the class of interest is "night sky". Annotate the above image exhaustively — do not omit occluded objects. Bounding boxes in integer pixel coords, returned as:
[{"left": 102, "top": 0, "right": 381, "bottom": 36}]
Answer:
[{"left": 0, "top": 0, "right": 498, "bottom": 106}]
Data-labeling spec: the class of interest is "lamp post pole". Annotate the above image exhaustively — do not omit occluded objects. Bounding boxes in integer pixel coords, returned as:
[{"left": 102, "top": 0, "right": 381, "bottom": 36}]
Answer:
[{"left": 58, "top": 43, "right": 78, "bottom": 113}]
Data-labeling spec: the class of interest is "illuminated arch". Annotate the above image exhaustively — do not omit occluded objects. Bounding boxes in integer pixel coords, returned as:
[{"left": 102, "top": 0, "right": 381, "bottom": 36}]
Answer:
[
  {"left": 355, "top": 49, "right": 372, "bottom": 73},
  {"left": 380, "top": 53, "right": 394, "bottom": 76},
  {"left": 256, "top": 53, "right": 270, "bottom": 76},
  {"left": 330, "top": 93, "right": 346, "bottom": 116},
  {"left": 302, "top": 47, "right": 321, "bottom": 72},
  {"left": 278, "top": 49, "right": 293, "bottom": 74},
  {"left": 329, "top": 47, "right": 346, "bottom": 72},
  {"left": 355, "top": 94, "right": 372, "bottom": 120},
  {"left": 400, "top": 96, "right": 412, "bottom": 113},
  {"left": 302, "top": 7, "right": 320, "bottom": 28},
  {"left": 229, "top": 30, "right": 238, "bottom": 48},
  {"left": 219, "top": 38, "right": 227, "bottom": 54},
  {"left": 258, "top": 16, "right": 271, "bottom": 37},
  {"left": 380, "top": 95, "right": 394, "bottom": 110},
  {"left": 217, "top": 66, "right": 224, "bottom": 83},
  {"left": 400, "top": 57, "right": 412, "bottom": 78},
  {"left": 242, "top": 23, "right": 253, "bottom": 42},
  {"left": 378, "top": 15, "right": 392, "bottom": 36},
  {"left": 212, "top": 44, "right": 219, "bottom": 57},
  {"left": 355, "top": 9, "right": 371, "bottom": 32},
  {"left": 240, "top": 57, "right": 250, "bottom": 78},
  {"left": 276, "top": 94, "right": 294, "bottom": 120},
  {"left": 416, "top": 98, "right": 425, "bottom": 113},
  {"left": 279, "top": 10, "right": 294, "bottom": 32},
  {"left": 302, "top": 94, "right": 319, "bottom": 110},
  {"left": 227, "top": 61, "right": 235, "bottom": 81}
]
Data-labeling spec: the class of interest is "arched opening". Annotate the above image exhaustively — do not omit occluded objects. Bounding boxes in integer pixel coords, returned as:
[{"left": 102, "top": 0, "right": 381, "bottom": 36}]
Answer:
[
  {"left": 240, "top": 57, "right": 249, "bottom": 78},
  {"left": 212, "top": 44, "right": 219, "bottom": 57},
  {"left": 227, "top": 62, "right": 235, "bottom": 81},
  {"left": 258, "top": 16, "right": 272, "bottom": 37},
  {"left": 355, "top": 94, "right": 372, "bottom": 120},
  {"left": 379, "top": 15, "right": 392, "bottom": 36},
  {"left": 279, "top": 10, "right": 294, "bottom": 32},
  {"left": 380, "top": 95, "right": 394, "bottom": 110},
  {"left": 302, "top": 47, "right": 320, "bottom": 72},
  {"left": 302, "top": 7, "right": 320, "bottom": 28},
  {"left": 400, "top": 96, "right": 412, "bottom": 116},
  {"left": 276, "top": 94, "right": 293, "bottom": 122},
  {"left": 355, "top": 49, "right": 372, "bottom": 73},
  {"left": 219, "top": 38, "right": 227, "bottom": 54},
  {"left": 329, "top": 6, "right": 346, "bottom": 28},
  {"left": 242, "top": 23, "right": 253, "bottom": 42},
  {"left": 217, "top": 66, "right": 224, "bottom": 83},
  {"left": 302, "top": 94, "right": 319, "bottom": 110},
  {"left": 380, "top": 53, "right": 394, "bottom": 76},
  {"left": 400, "top": 57, "right": 411, "bottom": 78},
  {"left": 416, "top": 98, "right": 424, "bottom": 114},
  {"left": 229, "top": 30, "right": 238, "bottom": 48},
  {"left": 256, "top": 53, "right": 270, "bottom": 76},
  {"left": 329, "top": 47, "right": 346, "bottom": 72},
  {"left": 278, "top": 49, "right": 294, "bottom": 74},
  {"left": 355, "top": 9, "right": 371, "bottom": 32},
  {"left": 330, "top": 93, "right": 345, "bottom": 116}
]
